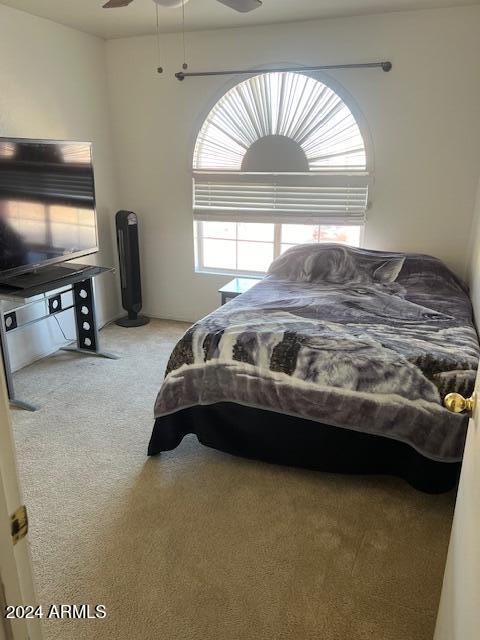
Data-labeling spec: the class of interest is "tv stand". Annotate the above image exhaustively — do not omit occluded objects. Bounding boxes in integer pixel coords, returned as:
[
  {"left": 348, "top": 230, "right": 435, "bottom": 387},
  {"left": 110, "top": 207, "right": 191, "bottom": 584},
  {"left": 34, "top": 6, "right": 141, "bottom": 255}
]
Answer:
[
  {"left": 0, "top": 266, "right": 118, "bottom": 411},
  {"left": 0, "top": 262, "right": 95, "bottom": 291}
]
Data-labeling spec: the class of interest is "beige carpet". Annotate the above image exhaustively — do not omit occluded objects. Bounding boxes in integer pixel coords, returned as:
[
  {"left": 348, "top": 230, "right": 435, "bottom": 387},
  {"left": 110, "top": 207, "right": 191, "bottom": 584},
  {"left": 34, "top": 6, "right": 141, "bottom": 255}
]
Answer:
[{"left": 11, "top": 319, "right": 455, "bottom": 640}]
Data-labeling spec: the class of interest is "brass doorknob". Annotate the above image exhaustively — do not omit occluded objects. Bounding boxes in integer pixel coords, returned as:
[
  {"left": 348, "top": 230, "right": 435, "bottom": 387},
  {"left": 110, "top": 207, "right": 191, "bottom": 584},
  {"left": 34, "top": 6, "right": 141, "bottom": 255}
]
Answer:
[{"left": 443, "top": 392, "right": 475, "bottom": 415}]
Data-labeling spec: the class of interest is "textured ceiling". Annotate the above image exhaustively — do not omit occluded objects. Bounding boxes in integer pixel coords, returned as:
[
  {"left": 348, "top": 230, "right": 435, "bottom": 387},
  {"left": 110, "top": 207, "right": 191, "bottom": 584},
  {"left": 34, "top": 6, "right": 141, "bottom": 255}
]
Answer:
[{"left": 0, "top": 0, "right": 478, "bottom": 39}]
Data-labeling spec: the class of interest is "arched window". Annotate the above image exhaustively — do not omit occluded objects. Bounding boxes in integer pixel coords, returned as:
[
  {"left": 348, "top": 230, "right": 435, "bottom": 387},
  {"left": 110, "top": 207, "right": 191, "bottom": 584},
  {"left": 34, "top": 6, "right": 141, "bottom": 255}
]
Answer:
[{"left": 193, "top": 72, "right": 370, "bottom": 275}]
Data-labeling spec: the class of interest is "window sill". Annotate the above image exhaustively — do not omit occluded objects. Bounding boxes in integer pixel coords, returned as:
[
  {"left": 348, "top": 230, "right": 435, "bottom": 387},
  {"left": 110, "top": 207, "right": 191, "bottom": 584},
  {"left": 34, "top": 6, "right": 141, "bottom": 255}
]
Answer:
[{"left": 195, "top": 267, "right": 266, "bottom": 279}]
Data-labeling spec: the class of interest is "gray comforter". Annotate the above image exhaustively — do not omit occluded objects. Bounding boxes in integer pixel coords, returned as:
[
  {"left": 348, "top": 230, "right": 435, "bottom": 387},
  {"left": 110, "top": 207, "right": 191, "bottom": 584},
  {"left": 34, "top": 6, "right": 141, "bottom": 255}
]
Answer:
[{"left": 154, "top": 245, "right": 479, "bottom": 463}]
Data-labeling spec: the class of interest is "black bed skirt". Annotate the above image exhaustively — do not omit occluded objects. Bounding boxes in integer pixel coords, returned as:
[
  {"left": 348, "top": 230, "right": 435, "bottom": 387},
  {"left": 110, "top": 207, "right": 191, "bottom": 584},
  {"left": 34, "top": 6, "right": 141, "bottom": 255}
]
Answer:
[{"left": 148, "top": 403, "right": 461, "bottom": 494}]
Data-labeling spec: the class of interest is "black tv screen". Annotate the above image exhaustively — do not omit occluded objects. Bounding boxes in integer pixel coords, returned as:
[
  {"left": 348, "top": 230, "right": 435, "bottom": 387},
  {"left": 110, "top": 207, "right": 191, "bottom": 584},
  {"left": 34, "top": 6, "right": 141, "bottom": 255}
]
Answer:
[{"left": 0, "top": 138, "right": 98, "bottom": 276}]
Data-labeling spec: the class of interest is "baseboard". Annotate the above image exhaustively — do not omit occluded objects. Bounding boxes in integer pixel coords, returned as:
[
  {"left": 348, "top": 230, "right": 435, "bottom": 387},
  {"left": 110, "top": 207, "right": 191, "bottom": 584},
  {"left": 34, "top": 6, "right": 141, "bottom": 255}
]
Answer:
[
  {"left": 101, "top": 311, "right": 125, "bottom": 327},
  {"left": 144, "top": 311, "right": 196, "bottom": 325},
  {"left": 12, "top": 310, "right": 189, "bottom": 373},
  {"left": 11, "top": 342, "right": 65, "bottom": 373},
  {"left": 11, "top": 309, "right": 123, "bottom": 373}
]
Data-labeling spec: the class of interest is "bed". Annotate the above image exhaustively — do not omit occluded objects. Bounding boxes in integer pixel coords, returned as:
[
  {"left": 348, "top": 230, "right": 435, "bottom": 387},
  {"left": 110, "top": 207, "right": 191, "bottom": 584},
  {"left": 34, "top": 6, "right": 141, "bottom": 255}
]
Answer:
[{"left": 148, "top": 244, "right": 479, "bottom": 493}]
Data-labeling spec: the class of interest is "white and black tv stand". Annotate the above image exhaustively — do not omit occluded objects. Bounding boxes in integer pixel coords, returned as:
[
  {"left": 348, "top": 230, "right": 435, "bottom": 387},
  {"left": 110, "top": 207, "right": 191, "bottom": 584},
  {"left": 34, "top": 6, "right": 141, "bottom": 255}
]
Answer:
[
  {"left": 0, "top": 262, "right": 95, "bottom": 290},
  {"left": 0, "top": 264, "right": 118, "bottom": 412}
]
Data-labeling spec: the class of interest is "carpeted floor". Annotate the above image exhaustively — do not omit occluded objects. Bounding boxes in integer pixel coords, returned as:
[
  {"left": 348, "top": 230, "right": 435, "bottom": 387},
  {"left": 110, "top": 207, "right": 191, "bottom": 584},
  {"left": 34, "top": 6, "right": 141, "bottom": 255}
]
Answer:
[{"left": 11, "top": 319, "right": 455, "bottom": 640}]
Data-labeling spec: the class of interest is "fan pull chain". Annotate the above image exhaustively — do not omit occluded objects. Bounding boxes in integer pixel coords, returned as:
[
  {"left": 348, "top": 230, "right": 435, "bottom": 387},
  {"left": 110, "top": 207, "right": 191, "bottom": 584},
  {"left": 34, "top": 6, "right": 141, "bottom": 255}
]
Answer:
[
  {"left": 156, "top": 3, "right": 163, "bottom": 74},
  {"left": 181, "top": 0, "right": 188, "bottom": 71}
]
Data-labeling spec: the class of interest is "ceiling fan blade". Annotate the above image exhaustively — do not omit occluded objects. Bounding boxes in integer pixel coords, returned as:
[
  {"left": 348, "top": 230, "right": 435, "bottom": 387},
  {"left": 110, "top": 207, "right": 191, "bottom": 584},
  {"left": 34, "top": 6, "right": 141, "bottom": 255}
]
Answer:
[
  {"left": 102, "top": 0, "right": 134, "bottom": 8},
  {"left": 216, "top": 0, "right": 263, "bottom": 13}
]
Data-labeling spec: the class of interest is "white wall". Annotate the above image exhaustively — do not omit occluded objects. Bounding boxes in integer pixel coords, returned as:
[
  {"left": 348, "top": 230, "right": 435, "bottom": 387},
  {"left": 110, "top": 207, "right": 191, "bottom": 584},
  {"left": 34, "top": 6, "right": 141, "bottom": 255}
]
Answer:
[
  {"left": 437, "top": 173, "right": 480, "bottom": 640},
  {"left": 466, "top": 178, "right": 480, "bottom": 318},
  {"left": 1, "top": 5, "right": 479, "bottom": 338},
  {"left": 106, "top": 5, "right": 480, "bottom": 323},
  {"left": 0, "top": 4, "right": 120, "bottom": 371}
]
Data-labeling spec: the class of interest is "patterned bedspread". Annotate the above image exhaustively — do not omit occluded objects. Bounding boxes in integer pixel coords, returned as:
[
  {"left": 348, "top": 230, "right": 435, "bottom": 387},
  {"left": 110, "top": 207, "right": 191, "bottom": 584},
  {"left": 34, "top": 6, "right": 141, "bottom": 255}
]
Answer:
[{"left": 154, "top": 245, "right": 479, "bottom": 462}]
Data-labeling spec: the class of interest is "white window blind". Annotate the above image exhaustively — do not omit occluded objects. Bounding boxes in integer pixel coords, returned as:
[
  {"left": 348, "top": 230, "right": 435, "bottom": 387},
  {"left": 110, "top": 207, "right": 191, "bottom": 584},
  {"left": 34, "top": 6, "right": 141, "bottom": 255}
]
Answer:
[
  {"left": 192, "top": 72, "right": 370, "bottom": 273},
  {"left": 193, "top": 72, "right": 370, "bottom": 229},
  {"left": 194, "top": 176, "right": 368, "bottom": 225},
  {"left": 193, "top": 72, "right": 367, "bottom": 172}
]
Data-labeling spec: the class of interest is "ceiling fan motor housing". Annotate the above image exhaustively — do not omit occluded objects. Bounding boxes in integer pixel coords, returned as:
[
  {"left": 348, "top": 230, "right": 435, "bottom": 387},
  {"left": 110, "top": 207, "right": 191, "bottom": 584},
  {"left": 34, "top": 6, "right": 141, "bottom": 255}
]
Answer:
[
  {"left": 153, "top": 0, "right": 188, "bottom": 8},
  {"left": 103, "top": 0, "right": 263, "bottom": 12},
  {"left": 217, "top": 0, "right": 263, "bottom": 12}
]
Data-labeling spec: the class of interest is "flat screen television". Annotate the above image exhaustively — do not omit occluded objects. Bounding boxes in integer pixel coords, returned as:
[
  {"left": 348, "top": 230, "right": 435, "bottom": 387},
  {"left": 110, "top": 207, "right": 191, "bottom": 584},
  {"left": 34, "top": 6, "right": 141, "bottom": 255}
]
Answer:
[{"left": 0, "top": 138, "right": 98, "bottom": 279}]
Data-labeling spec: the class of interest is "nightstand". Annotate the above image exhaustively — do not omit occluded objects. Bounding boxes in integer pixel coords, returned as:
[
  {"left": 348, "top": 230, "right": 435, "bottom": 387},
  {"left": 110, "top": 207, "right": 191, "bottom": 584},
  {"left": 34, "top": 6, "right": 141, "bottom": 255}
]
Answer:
[{"left": 219, "top": 277, "right": 262, "bottom": 305}]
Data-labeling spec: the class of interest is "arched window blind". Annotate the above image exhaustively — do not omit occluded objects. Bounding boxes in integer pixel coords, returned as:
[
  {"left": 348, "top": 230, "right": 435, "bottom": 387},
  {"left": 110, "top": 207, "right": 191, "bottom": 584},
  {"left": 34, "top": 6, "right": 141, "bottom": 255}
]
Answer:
[{"left": 193, "top": 72, "right": 370, "bottom": 274}]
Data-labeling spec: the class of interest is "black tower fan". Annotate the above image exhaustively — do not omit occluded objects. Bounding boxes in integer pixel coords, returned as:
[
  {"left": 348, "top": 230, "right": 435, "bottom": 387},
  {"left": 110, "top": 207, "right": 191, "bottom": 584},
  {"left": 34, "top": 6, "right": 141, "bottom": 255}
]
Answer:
[{"left": 115, "top": 210, "right": 149, "bottom": 327}]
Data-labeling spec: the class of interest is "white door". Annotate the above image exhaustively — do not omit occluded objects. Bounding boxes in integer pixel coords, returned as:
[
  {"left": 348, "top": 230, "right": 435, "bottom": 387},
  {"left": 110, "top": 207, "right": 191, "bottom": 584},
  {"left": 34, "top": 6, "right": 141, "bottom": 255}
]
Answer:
[
  {"left": 434, "top": 377, "right": 480, "bottom": 640},
  {"left": 0, "top": 365, "right": 42, "bottom": 640}
]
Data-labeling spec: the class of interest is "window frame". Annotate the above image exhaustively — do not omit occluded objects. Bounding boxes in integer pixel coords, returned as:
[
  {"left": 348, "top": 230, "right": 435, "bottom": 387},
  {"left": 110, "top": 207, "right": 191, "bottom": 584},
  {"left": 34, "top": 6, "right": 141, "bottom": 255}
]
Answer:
[
  {"left": 194, "top": 220, "right": 365, "bottom": 278},
  {"left": 191, "top": 71, "right": 373, "bottom": 277}
]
